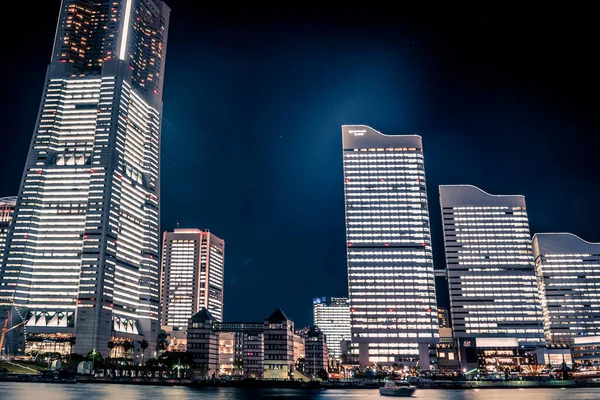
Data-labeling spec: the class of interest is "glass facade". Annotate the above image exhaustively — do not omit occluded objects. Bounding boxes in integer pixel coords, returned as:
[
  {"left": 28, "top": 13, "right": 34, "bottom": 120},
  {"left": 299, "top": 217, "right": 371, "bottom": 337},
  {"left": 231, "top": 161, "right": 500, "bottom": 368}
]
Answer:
[
  {"left": 439, "top": 185, "right": 544, "bottom": 345},
  {"left": 312, "top": 297, "right": 351, "bottom": 359},
  {"left": 533, "top": 233, "right": 600, "bottom": 342},
  {"left": 0, "top": 0, "right": 170, "bottom": 357},
  {"left": 342, "top": 125, "right": 438, "bottom": 366},
  {"left": 161, "top": 229, "right": 225, "bottom": 328}
]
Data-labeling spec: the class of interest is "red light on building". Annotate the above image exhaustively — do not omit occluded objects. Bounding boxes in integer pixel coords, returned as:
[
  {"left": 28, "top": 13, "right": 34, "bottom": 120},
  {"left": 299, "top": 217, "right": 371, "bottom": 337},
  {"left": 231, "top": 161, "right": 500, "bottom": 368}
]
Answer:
[
  {"left": 388, "top": 308, "right": 394, "bottom": 312},
  {"left": 384, "top": 243, "right": 389, "bottom": 246},
  {"left": 426, "top": 307, "right": 432, "bottom": 312},
  {"left": 83, "top": 235, "right": 88, "bottom": 239},
  {"left": 350, "top": 308, "right": 356, "bottom": 313},
  {"left": 421, "top": 242, "right": 426, "bottom": 246},
  {"left": 347, "top": 243, "right": 353, "bottom": 247},
  {"left": 380, "top": 178, "right": 385, "bottom": 182},
  {"left": 90, "top": 169, "right": 95, "bottom": 173},
  {"left": 344, "top": 179, "right": 350, "bottom": 183}
]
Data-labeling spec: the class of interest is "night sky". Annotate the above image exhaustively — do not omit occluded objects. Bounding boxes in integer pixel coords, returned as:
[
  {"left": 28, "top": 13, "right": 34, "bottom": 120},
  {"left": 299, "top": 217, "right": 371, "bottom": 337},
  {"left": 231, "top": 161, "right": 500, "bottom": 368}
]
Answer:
[{"left": 0, "top": 3, "right": 598, "bottom": 328}]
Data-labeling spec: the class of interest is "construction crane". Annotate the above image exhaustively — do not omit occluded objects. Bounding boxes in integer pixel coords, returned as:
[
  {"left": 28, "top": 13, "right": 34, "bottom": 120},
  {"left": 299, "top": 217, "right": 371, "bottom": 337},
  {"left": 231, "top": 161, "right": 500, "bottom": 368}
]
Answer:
[{"left": 1, "top": 309, "right": 25, "bottom": 357}]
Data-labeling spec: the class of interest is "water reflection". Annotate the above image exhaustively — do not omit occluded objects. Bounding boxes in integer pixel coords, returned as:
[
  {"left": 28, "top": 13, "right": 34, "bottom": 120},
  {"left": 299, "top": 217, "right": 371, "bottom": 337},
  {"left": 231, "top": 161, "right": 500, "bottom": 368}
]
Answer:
[{"left": 1, "top": 383, "right": 599, "bottom": 400}]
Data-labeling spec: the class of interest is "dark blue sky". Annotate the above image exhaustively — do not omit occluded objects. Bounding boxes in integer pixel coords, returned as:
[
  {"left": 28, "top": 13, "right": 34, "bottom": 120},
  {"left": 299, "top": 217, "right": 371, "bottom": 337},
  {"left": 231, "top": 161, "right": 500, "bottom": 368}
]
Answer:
[{"left": 0, "top": 3, "right": 598, "bottom": 328}]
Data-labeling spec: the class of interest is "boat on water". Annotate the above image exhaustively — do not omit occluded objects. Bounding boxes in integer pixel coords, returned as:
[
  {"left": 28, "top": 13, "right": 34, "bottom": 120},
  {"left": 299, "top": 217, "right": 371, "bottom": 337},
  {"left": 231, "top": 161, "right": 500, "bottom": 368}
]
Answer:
[{"left": 379, "top": 380, "right": 416, "bottom": 397}]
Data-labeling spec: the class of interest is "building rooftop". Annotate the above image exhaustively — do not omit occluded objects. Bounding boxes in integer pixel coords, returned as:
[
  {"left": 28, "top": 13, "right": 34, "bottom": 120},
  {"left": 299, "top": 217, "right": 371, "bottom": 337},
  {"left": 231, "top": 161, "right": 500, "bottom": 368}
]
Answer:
[
  {"left": 0, "top": 196, "right": 17, "bottom": 207},
  {"left": 191, "top": 308, "right": 216, "bottom": 323},
  {"left": 307, "top": 325, "right": 324, "bottom": 338},
  {"left": 439, "top": 185, "right": 526, "bottom": 208},
  {"left": 265, "top": 308, "right": 290, "bottom": 323},
  {"left": 341, "top": 125, "right": 422, "bottom": 150},
  {"left": 533, "top": 232, "right": 600, "bottom": 255}
]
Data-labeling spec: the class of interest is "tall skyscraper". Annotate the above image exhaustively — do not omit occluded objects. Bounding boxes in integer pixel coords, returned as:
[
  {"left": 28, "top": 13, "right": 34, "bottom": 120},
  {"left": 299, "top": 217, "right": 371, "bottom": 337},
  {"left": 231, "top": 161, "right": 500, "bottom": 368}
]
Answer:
[
  {"left": 0, "top": 197, "right": 17, "bottom": 268},
  {"left": 342, "top": 125, "right": 439, "bottom": 367},
  {"left": 161, "top": 229, "right": 225, "bottom": 327},
  {"left": 0, "top": 0, "right": 170, "bottom": 357},
  {"left": 439, "top": 185, "right": 544, "bottom": 347},
  {"left": 312, "top": 297, "right": 351, "bottom": 360},
  {"left": 533, "top": 233, "right": 600, "bottom": 342}
]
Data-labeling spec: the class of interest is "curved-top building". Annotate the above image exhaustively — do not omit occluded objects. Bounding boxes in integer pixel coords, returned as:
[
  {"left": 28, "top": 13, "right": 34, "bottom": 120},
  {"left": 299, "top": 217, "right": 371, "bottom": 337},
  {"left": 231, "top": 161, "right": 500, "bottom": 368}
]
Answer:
[
  {"left": 439, "top": 185, "right": 545, "bottom": 365},
  {"left": 342, "top": 125, "right": 439, "bottom": 368},
  {"left": 533, "top": 233, "right": 600, "bottom": 342}
]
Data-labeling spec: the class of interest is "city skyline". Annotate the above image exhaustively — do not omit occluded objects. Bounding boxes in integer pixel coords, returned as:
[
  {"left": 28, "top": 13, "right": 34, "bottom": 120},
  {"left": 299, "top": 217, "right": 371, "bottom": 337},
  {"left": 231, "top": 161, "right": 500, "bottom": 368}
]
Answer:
[{"left": 0, "top": 1, "right": 599, "bottom": 329}]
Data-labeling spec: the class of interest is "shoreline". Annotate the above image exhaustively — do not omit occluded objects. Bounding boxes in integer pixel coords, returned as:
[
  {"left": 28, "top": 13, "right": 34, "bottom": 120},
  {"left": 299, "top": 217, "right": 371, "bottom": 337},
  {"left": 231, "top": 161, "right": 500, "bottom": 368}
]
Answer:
[{"left": 2, "top": 375, "right": 600, "bottom": 390}]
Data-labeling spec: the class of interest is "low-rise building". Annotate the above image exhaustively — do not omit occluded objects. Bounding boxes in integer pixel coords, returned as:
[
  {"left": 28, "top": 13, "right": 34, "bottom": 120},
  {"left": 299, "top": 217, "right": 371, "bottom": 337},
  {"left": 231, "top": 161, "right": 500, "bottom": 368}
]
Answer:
[
  {"left": 243, "top": 332, "right": 264, "bottom": 379},
  {"left": 293, "top": 331, "right": 305, "bottom": 364},
  {"left": 162, "top": 325, "right": 187, "bottom": 352},
  {"left": 263, "top": 308, "right": 295, "bottom": 379},
  {"left": 305, "top": 325, "right": 329, "bottom": 378},
  {"left": 436, "top": 328, "right": 460, "bottom": 371},
  {"left": 572, "top": 336, "right": 600, "bottom": 367},
  {"left": 187, "top": 308, "right": 219, "bottom": 379}
]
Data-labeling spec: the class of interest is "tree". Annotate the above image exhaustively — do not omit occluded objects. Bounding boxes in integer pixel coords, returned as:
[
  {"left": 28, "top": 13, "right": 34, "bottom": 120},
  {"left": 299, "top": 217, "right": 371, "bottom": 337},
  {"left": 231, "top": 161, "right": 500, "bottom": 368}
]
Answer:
[
  {"left": 140, "top": 339, "right": 149, "bottom": 365},
  {"left": 317, "top": 369, "right": 329, "bottom": 381},
  {"left": 107, "top": 340, "right": 116, "bottom": 358},
  {"left": 122, "top": 340, "right": 134, "bottom": 358},
  {"left": 87, "top": 350, "right": 103, "bottom": 369},
  {"left": 67, "top": 336, "right": 76, "bottom": 361},
  {"left": 157, "top": 330, "right": 168, "bottom": 352},
  {"left": 295, "top": 357, "right": 305, "bottom": 373}
]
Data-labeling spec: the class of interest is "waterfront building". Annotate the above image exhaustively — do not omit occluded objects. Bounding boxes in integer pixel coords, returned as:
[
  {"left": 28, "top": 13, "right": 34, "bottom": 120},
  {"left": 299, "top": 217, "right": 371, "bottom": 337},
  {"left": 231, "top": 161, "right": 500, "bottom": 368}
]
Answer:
[
  {"left": 312, "top": 297, "right": 351, "bottom": 360},
  {"left": 187, "top": 308, "right": 219, "bottom": 379},
  {"left": 161, "top": 325, "right": 186, "bottom": 352},
  {"left": 218, "top": 332, "right": 236, "bottom": 376},
  {"left": 342, "top": 125, "right": 439, "bottom": 367},
  {"left": 534, "top": 343, "right": 573, "bottom": 368},
  {"left": 161, "top": 228, "right": 225, "bottom": 330},
  {"left": 571, "top": 336, "right": 600, "bottom": 367},
  {"left": 436, "top": 328, "right": 460, "bottom": 371},
  {"left": 439, "top": 185, "right": 545, "bottom": 368},
  {"left": 293, "top": 331, "right": 305, "bottom": 363},
  {"left": 533, "top": 233, "right": 600, "bottom": 343},
  {"left": 263, "top": 308, "right": 295, "bottom": 379},
  {"left": 212, "top": 321, "right": 265, "bottom": 379},
  {"left": 304, "top": 325, "right": 329, "bottom": 378},
  {"left": 242, "top": 332, "right": 265, "bottom": 379},
  {"left": 0, "top": 197, "right": 16, "bottom": 268},
  {"left": 0, "top": 0, "right": 171, "bottom": 357}
]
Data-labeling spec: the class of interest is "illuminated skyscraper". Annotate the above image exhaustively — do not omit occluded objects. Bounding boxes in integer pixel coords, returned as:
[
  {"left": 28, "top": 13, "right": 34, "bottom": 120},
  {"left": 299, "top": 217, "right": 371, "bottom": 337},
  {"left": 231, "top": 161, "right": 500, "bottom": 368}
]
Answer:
[
  {"left": 161, "top": 229, "right": 225, "bottom": 328},
  {"left": 0, "top": 0, "right": 170, "bottom": 357},
  {"left": 0, "top": 197, "right": 17, "bottom": 268},
  {"left": 312, "top": 297, "right": 351, "bottom": 359},
  {"left": 533, "top": 233, "right": 600, "bottom": 342},
  {"left": 439, "top": 185, "right": 544, "bottom": 347},
  {"left": 342, "top": 125, "right": 439, "bottom": 367}
]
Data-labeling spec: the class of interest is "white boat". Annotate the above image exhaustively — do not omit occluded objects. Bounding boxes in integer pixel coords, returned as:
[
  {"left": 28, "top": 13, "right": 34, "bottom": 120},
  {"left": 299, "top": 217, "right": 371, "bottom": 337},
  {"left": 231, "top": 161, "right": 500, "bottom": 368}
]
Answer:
[{"left": 379, "top": 380, "right": 416, "bottom": 397}]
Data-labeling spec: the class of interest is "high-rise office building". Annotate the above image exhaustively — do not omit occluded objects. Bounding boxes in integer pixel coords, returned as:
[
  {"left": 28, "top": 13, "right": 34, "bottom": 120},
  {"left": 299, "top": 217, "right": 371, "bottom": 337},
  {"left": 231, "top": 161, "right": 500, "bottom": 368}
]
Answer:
[
  {"left": 161, "top": 229, "right": 225, "bottom": 327},
  {"left": 533, "top": 233, "right": 600, "bottom": 342},
  {"left": 0, "top": 0, "right": 170, "bottom": 357},
  {"left": 342, "top": 125, "right": 439, "bottom": 367},
  {"left": 312, "top": 297, "right": 351, "bottom": 360},
  {"left": 439, "top": 185, "right": 544, "bottom": 348},
  {"left": 0, "top": 197, "right": 17, "bottom": 268}
]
